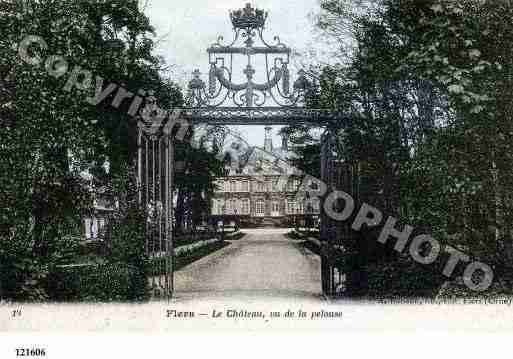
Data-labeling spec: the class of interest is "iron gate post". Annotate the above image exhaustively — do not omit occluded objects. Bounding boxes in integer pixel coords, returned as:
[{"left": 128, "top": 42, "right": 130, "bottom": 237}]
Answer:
[
  {"left": 164, "top": 133, "right": 175, "bottom": 298},
  {"left": 320, "top": 129, "right": 333, "bottom": 296},
  {"left": 137, "top": 118, "right": 176, "bottom": 300}
]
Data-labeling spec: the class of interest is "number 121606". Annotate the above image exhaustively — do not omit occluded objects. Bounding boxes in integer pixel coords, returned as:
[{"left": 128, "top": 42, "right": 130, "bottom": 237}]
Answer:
[{"left": 16, "top": 348, "right": 46, "bottom": 357}]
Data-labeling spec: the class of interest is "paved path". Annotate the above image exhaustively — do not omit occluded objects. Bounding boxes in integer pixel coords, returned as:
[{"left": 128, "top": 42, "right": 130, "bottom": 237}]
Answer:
[{"left": 173, "top": 228, "right": 322, "bottom": 300}]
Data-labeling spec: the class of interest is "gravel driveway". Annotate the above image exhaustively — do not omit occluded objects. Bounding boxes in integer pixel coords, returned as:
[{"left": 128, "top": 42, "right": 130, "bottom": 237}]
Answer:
[{"left": 173, "top": 228, "right": 322, "bottom": 300}]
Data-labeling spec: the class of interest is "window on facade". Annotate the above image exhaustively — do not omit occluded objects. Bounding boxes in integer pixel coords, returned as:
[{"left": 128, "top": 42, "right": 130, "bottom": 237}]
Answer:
[
  {"left": 84, "top": 218, "right": 91, "bottom": 239},
  {"left": 288, "top": 178, "right": 301, "bottom": 192},
  {"left": 305, "top": 199, "right": 319, "bottom": 214},
  {"left": 91, "top": 218, "right": 98, "bottom": 238},
  {"left": 272, "top": 201, "right": 280, "bottom": 213},
  {"left": 266, "top": 180, "right": 273, "bottom": 192},
  {"left": 230, "top": 181, "right": 237, "bottom": 192},
  {"left": 230, "top": 199, "right": 238, "bottom": 214},
  {"left": 286, "top": 180, "right": 293, "bottom": 192},
  {"left": 256, "top": 200, "right": 265, "bottom": 215},
  {"left": 287, "top": 201, "right": 296, "bottom": 214},
  {"left": 240, "top": 180, "right": 249, "bottom": 192},
  {"left": 241, "top": 199, "right": 250, "bottom": 214},
  {"left": 213, "top": 200, "right": 224, "bottom": 215},
  {"left": 84, "top": 217, "right": 106, "bottom": 239},
  {"left": 297, "top": 201, "right": 304, "bottom": 214},
  {"left": 272, "top": 178, "right": 279, "bottom": 192},
  {"left": 256, "top": 180, "right": 265, "bottom": 192},
  {"left": 313, "top": 199, "right": 320, "bottom": 213}
]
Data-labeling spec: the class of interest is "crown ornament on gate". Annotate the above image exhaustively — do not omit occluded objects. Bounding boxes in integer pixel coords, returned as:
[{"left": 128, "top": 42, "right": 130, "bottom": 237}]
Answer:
[
  {"left": 230, "top": 3, "right": 268, "bottom": 30},
  {"left": 187, "top": 3, "right": 315, "bottom": 109}
]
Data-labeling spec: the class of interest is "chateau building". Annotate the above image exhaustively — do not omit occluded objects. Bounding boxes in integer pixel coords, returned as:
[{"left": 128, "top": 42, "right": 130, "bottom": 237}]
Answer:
[{"left": 211, "top": 127, "right": 320, "bottom": 227}]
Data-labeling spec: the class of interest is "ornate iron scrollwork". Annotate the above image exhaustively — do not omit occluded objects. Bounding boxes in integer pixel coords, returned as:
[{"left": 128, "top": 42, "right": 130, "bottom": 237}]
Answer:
[{"left": 187, "top": 3, "right": 312, "bottom": 110}]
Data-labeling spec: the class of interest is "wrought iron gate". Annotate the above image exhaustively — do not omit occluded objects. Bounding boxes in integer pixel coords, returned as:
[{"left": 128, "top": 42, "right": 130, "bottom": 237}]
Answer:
[
  {"left": 137, "top": 3, "right": 352, "bottom": 299},
  {"left": 137, "top": 118, "right": 175, "bottom": 298},
  {"left": 319, "top": 129, "right": 360, "bottom": 297},
  {"left": 320, "top": 131, "right": 340, "bottom": 296}
]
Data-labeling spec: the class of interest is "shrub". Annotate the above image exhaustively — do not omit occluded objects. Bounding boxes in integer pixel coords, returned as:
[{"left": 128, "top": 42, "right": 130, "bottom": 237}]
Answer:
[
  {"left": 437, "top": 276, "right": 513, "bottom": 299},
  {"left": 104, "top": 206, "right": 148, "bottom": 271},
  {"left": 149, "top": 239, "right": 228, "bottom": 276},
  {"left": 45, "top": 205, "right": 150, "bottom": 302},
  {"left": 47, "top": 262, "right": 147, "bottom": 302},
  {"left": 0, "top": 218, "right": 82, "bottom": 302},
  {"left": 365, "top": 258, "right": 445, "bottom": 298}
]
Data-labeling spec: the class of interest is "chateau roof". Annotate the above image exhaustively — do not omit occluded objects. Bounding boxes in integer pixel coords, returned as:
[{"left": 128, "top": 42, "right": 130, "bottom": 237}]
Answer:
[{"left": 224, "top": 145, "right": 300, "bottom": 177}]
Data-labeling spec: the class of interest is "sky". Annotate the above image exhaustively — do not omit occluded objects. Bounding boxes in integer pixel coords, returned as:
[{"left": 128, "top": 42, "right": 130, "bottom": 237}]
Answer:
[{"left": 144, "top": 0, "right": 328, "bottom": 147}]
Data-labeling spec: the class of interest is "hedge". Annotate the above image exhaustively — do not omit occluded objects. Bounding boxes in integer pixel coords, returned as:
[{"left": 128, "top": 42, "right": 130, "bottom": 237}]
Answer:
[
  {"left": 150, "top": 239, "right": 229, "bottom": 276},
  {"left": 46, "top": 262, "right": 148, "bottom": 302}
]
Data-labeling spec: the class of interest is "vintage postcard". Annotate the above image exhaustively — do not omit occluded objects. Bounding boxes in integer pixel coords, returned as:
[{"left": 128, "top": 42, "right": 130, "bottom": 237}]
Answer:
[{"left": 1, "top": 0, "right": 513, "bottom": 356}]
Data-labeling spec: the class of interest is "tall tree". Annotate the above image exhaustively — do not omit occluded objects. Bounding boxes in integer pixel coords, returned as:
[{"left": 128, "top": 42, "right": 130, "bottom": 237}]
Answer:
[
  {"left": 0, "top": 0, "right": 182, "bottom": 300},
  {"left": 307, "top": 0, "right": 513, "bottom": 295}
]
